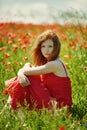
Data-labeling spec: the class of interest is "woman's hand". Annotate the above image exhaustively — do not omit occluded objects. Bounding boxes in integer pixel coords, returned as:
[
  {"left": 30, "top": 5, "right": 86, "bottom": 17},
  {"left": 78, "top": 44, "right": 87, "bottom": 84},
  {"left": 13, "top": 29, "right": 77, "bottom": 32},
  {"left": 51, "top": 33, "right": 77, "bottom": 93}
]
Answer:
[
  {"left": 17, "top": 62, "right": 34, "bottom": 86},
  {"left": 17, "top": 68, "right": 31, "bottom": 87},
  {"left": 18, "top": 63, "right": 33, "bottom": 75},
  {"left": 18, "top": 74, "right": 31, "bottom": 87},
  {"left": 23, "top": 63, "right": 32, "bottom": 68}
]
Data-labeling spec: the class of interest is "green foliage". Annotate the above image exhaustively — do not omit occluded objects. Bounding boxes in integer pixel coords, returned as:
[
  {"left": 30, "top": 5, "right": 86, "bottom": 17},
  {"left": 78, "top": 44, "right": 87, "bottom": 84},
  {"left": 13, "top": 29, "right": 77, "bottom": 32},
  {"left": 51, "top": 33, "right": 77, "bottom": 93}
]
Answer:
[{"left": 0, "top": 22, "right": 87, "bottom": 130}]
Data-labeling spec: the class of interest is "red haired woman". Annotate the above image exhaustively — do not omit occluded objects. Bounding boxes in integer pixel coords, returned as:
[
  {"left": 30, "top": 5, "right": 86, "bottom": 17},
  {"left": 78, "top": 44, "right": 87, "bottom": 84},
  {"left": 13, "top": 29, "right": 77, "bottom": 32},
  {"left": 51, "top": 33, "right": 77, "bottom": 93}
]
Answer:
[{"left": 4, "top": 30, "right": 72, "bottom": 110}]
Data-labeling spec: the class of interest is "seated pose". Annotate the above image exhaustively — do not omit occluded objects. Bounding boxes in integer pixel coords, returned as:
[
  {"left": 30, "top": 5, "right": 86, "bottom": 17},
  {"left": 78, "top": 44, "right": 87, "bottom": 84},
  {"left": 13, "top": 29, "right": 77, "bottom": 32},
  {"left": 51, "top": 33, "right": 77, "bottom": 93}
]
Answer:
[{"left": 3, "top": 30, "right": 72, "bottom": 110}]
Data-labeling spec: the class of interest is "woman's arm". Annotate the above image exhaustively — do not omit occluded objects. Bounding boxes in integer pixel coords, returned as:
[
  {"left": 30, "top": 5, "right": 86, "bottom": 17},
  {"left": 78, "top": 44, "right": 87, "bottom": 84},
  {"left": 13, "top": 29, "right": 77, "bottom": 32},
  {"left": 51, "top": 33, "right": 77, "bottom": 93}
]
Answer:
[
  {"left": 17, "top": 62, "right": 32, "bottom": 87},
  {"left": 22, "top": 60, "right": 58, "bottom": 76},
  {"left": 23, "top": 62, "right": 33, "bottom": 68},
  {"left": 17, "top": 62, "right": 33, "bottom": 76}
]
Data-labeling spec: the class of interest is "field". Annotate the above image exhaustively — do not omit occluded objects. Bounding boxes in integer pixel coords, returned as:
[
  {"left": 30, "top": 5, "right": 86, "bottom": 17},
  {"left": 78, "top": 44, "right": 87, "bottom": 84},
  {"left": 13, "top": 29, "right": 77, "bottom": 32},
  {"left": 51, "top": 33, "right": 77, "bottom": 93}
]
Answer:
[{"left": 0, "top": 22, "right": 87, "bottom": 130}]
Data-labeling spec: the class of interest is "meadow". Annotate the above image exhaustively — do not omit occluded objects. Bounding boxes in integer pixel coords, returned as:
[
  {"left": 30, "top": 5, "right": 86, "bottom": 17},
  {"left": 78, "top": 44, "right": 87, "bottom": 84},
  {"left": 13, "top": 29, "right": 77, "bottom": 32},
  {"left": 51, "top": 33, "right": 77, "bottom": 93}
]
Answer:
[{"left": 0, "top": 22, "right": 87, "bottom": 130}]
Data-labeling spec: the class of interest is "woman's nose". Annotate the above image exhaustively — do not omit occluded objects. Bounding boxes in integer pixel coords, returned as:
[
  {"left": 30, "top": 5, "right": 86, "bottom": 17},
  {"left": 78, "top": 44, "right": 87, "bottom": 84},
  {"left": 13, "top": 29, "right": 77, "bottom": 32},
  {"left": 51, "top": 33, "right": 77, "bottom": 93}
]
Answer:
[{"left": 45, "top": 47, "right": 49, "bottom": 52}]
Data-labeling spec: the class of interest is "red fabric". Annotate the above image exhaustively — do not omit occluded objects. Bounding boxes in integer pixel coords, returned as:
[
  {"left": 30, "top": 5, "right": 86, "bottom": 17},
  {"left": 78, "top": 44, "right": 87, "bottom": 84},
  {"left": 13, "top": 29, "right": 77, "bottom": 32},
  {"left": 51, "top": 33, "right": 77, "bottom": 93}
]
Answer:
[
  {"left": 42, "top": 73, "right": 72, "bottom": 108},
  {"left": 3, "top": 76, "right": 50, "bottom": 109},
  {"left": 3, "top": 73, "right": 72, "bottom": 109}
]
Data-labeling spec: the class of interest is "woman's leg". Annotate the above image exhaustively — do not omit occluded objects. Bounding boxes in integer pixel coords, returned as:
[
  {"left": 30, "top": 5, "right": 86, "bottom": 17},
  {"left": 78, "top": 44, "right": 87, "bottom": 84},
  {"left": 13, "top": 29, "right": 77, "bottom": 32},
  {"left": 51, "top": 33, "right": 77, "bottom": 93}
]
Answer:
[
  {"left": 27, "top": 76, "right": 51, "bottom": 109},
  {"left": 4, "top": 76, "right": 50, "bottom": 110}
]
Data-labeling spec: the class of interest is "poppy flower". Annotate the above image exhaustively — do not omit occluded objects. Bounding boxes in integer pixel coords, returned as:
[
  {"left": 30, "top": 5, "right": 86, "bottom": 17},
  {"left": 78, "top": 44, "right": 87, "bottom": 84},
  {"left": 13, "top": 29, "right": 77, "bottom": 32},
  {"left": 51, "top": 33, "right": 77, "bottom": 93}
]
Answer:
[
  {"left": 59, "top": 126, "right": 65, "bottom": 130},
  {"left": 21, "top": 44, "right": 27, "bottom": 50},
  {"left": 5, "top": 53, "right": 10, "bottom": 58}
]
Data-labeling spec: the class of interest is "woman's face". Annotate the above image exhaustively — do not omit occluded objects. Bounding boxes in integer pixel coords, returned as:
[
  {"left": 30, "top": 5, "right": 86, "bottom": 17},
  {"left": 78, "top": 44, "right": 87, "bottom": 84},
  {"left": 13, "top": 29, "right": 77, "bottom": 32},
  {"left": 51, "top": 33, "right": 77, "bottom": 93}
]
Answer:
[{"left": 41, "top": 39, "right": 54, "bottom": 60}]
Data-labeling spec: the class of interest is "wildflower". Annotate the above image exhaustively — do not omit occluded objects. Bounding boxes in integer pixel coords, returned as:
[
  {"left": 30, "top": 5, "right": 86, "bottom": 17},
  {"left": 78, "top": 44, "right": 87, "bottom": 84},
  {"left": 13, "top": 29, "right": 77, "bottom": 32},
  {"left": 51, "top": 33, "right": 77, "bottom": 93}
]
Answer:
[
  {"left": 2, "top": 61, "right": 6, "bottom": 65},
  {"left": 14, "top": 62, "right": 18, "bottom": 66},
  {"left": 0, "top": 47, "right": 3, "bottom": 51},
  {"left": 3, "top": 90, "right": 8, "bottom": 95},
  {"left": 26, "top": 32, "right": 32, "bottom": 38},
  {"left": 61, "top": 33, "right": 67, "bottom": 41},
  {"left": 63, "top": 54, "right": 72, "bottom": 59},
  {"left": 0, "top": 37, "right": 2, "bottom": 42},
  {"left": 0, "top": 47, "right": 7, "bottom": 51},
  {"left": 18, "top": 38, "right": 23, "bottom": 45},
  {"left": 6, "top": 62, "right": 11, "bottom": 66},
  {"left": 84, "top": 67, "right": 87, "bottom": 72},
  {"left": 5, "top": 53, "right": 10, "bottom": 58},
  {"left": 13, "top": 44, "right": 18, "bottom": 52},
  {"left": 81, "top": 43, "right": 87, "bottom": 49},
  {"left": 18, "top": 38, "right": 22, "bottom": 42},
  {"left": 5, "top": 68, "right": 10, "bottom": 72},
  {"left": 24, "top": 39, "right": 30, "bottom": 44},
  {"left": 59, "top": 126, "right": 65, "bottom": 130},
  {"left": 68, "top": 40, "right": 77, "bottom": 49},
  {"left": 7, "top": 40, "right": 13, "bottom": 44},
  {"left": 23, "top": 57, "right": 28, "bottom": 61},
  {"left": 65, "top": 63, "right": 68, "bottom": 67},
  {"left": 21, "top": 44, "right": 27, "bottom": 50},
  {"left": 20, "top": 62, "right": 23, "bottom": 66},
  {"left": 8, "top": 32, "right": 16, "bottom": 39}
]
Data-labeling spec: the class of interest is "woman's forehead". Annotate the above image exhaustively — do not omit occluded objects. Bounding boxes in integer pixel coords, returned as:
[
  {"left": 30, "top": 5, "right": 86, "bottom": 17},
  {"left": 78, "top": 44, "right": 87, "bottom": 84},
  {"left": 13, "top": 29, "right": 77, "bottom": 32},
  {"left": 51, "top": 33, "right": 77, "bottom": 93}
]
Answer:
[{"left": 42, "top": 39, "right": 53, "bottom": 45}]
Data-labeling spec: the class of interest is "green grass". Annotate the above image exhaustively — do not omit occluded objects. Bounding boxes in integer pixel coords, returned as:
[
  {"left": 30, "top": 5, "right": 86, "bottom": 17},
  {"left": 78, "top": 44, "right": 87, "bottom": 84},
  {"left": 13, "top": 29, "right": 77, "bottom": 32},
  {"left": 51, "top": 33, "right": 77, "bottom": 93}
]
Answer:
[{"left": 0, "top": 22, "right": 87, "bottom": 130}]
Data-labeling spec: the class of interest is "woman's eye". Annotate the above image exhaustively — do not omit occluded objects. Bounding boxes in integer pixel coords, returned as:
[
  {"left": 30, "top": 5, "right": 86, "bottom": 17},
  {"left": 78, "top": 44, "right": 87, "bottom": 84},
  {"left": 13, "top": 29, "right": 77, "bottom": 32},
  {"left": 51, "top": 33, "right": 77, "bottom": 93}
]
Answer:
[
  {"left": 41, "top": 45, "right": 45, "bottom": 48},
  {"left": 48, "top": 45, "right": 53, "bottom": 48}
]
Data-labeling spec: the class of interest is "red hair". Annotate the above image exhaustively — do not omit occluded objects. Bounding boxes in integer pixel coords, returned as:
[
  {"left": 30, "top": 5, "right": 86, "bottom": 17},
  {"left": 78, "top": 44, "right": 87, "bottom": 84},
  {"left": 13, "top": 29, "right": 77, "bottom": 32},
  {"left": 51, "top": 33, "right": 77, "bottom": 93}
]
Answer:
[{"left": 32, "top": 30, "right": 61, "bottom": 66}]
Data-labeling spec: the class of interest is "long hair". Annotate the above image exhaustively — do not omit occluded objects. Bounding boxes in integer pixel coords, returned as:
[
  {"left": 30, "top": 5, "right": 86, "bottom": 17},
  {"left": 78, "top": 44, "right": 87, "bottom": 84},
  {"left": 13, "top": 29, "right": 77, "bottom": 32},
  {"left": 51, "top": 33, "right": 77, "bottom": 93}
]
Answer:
[{"left": 32, "top": 30, "right": 61, "bottom": 66}]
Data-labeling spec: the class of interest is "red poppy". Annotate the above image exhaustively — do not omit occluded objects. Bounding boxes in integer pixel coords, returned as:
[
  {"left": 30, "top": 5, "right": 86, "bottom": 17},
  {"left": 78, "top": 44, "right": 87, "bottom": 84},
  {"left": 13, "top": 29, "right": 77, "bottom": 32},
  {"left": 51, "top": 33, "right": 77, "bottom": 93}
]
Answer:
[
  {"left": 59, "top": 126, "right": 65, "bottom": 130},
  {"left": 21, "top": 44, "right": 27, "bottom": 50},
  {"left": 5, "top": 53, "right": 10, "bottom": 58}
]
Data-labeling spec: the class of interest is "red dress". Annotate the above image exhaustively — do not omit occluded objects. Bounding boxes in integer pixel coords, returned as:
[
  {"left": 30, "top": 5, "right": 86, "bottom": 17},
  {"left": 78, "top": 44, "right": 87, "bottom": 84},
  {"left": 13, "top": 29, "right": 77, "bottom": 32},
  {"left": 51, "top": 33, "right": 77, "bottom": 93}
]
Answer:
[
  {"left": 4, "top": 64, "right": 72, "bottom": 109},
  {"left": 4, "top": 76, "right": 50, "bottom": 109},
  {"left": 42, "top": 73, "right": 72, "bottom": 108}
]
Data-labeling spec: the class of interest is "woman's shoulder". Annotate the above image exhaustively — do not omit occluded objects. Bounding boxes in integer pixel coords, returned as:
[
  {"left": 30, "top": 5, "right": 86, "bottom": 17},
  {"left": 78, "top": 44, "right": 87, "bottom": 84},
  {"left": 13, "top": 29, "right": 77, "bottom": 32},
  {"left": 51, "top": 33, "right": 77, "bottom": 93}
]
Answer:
[
  {"left": 53, "top": 58, "right": 66, "bottom": 71},
  {"left": 47, "top": 59, "right": 60, "bottom": 67},
  {"left": 54, "top": 58, "right": 68, "bottom": 77},
  {"left": 53, "top": 58, "right": 63, "bottom": 66},
  {"left": 45, "top": 58, "right": 64, "bottom": 71},
  {"left": 55, "top": 58, "right": 66, "bottom": 65}
]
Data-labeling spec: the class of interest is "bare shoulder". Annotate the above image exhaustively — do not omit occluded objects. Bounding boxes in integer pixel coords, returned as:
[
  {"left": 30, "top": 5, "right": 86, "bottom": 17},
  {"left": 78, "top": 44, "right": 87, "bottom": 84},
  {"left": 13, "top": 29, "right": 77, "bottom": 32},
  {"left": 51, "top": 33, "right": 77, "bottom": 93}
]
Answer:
[
  {"left": 46, "top": 59, "right": 59, "bottom": 67},
  {"left": 45, "top": 59, "right": 59, "bottom": 71},
  {"left": 52, "top": 59, "right": 62, "bottom": 67},
  {"left": 53, "top": 59, "right": 66, "bottom": 70},
  {"left": 54, "top": 59, "right": 68, "bottom": 77},
  {"left": 55, "top": 59, "right": 65, "bottom": 66}
]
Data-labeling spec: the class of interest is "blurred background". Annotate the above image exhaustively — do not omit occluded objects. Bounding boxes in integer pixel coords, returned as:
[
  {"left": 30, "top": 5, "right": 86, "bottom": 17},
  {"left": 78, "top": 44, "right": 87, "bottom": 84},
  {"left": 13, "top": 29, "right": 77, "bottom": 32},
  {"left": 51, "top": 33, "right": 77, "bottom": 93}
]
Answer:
[{"left": 0, "top": 0, "right": 87, "bottom": 25}]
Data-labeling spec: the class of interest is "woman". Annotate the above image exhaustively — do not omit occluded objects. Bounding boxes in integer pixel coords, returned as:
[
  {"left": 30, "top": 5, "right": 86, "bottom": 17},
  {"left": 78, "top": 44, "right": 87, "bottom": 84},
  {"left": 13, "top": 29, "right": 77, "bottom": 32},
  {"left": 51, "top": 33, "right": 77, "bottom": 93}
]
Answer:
[{"left": 4, "top": 30, "right": 72, "bottom": 110}]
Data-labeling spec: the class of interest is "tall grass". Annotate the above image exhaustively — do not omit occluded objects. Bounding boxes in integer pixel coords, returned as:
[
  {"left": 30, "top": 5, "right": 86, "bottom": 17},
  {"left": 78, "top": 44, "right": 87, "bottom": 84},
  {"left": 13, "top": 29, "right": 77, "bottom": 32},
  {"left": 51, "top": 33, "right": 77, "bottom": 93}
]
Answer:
[{"left": 0, "top": 21, "right": 87, "bottom": 129}]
